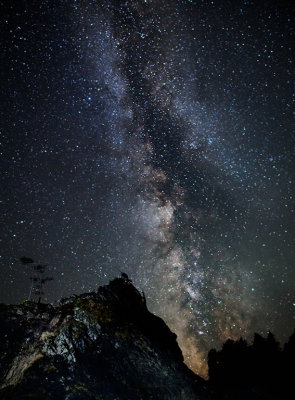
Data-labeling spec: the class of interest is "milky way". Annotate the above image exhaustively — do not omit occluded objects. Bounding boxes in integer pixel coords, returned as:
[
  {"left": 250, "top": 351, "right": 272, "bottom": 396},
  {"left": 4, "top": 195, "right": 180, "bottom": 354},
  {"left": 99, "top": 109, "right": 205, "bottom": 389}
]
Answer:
[{"left": 1, "top": 0, "right": 295, "bottom": 377}]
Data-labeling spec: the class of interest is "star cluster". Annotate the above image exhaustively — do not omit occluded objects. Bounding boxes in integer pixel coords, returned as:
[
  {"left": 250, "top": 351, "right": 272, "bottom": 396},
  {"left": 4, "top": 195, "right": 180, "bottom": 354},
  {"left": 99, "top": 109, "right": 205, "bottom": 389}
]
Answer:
[{"left": 1, "top": 0, "right": 295, "bottom": 378}]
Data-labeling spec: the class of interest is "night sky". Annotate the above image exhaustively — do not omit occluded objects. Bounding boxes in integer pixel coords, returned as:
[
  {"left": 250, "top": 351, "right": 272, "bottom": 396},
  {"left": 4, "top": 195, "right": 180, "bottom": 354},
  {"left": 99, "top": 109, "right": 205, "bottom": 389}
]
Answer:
[{"left": 1, "top": 0, "right": 295, "bottom": 378}]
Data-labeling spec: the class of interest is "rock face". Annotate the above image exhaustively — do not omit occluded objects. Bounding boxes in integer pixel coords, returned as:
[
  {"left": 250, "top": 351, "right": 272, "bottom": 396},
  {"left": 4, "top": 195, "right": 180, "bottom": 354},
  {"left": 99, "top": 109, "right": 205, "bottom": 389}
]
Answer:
[{"left": 0, "top": 278, "right": 208, "bottom": 400}]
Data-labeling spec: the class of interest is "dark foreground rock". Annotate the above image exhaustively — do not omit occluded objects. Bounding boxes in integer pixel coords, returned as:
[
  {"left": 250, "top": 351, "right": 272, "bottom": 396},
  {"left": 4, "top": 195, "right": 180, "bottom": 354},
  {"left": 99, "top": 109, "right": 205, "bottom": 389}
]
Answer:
[{"left": 0, "top": 278, "right": 208, "bottom": 400}]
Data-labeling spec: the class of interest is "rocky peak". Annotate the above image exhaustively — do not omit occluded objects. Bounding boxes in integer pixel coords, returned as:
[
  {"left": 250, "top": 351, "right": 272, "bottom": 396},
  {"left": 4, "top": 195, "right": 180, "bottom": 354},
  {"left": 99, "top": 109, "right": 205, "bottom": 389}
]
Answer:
[{"left": 0, "top": 278, "right": 208, "bottom": 399}]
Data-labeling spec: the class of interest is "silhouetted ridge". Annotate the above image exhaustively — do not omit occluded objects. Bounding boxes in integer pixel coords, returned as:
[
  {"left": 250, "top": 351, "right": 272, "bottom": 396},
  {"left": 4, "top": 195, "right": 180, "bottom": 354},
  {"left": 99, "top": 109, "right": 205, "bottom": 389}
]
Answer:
[{"left": 0, "top": 277, "right": 207, "bottom": 400}]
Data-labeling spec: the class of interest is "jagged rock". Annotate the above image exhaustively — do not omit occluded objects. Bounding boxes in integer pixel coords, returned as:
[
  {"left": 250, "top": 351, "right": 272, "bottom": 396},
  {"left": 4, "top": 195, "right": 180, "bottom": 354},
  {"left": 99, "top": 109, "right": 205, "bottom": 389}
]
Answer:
[{"left": 0, "top": 278, "right": 208, "bottom": 399}]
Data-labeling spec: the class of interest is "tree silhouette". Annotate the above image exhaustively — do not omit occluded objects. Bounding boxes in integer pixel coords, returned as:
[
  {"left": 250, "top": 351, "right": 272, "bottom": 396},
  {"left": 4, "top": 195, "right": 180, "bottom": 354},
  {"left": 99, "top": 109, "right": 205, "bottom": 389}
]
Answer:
[
  {"left": 20, "top": 257, "right": 53, "bottom": 303},
  {"left": 208, "top": 331, "right": 295, "bottom": 399}
]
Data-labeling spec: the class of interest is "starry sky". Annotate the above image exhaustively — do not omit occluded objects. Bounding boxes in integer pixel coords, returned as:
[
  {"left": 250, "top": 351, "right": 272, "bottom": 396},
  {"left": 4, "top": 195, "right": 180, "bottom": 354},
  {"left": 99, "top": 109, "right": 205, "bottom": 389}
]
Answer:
[{"left": 1, "top": 0, "right": 295, "bottom": 378}]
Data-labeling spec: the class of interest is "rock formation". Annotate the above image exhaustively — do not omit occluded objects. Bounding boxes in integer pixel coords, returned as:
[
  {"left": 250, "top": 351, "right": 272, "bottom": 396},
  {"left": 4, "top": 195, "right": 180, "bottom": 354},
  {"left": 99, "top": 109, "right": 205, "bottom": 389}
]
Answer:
[{"left": 0, "top": 277, "right": 208, "bottom": 400}]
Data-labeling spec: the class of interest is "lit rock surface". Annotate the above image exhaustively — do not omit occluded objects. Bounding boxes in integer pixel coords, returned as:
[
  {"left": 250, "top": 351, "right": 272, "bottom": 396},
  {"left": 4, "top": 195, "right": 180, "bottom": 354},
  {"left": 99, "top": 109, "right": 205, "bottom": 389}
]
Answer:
[{"left": 0, "top": 278, "right": 208, "bottom": 399}]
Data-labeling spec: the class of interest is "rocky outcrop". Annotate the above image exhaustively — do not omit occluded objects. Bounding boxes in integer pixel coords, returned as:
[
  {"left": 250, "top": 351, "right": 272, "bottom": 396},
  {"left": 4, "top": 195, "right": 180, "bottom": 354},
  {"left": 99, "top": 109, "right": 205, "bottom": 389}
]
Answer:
[{"left": 0, "top": 278, "right": 208, "bottom": 399}]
